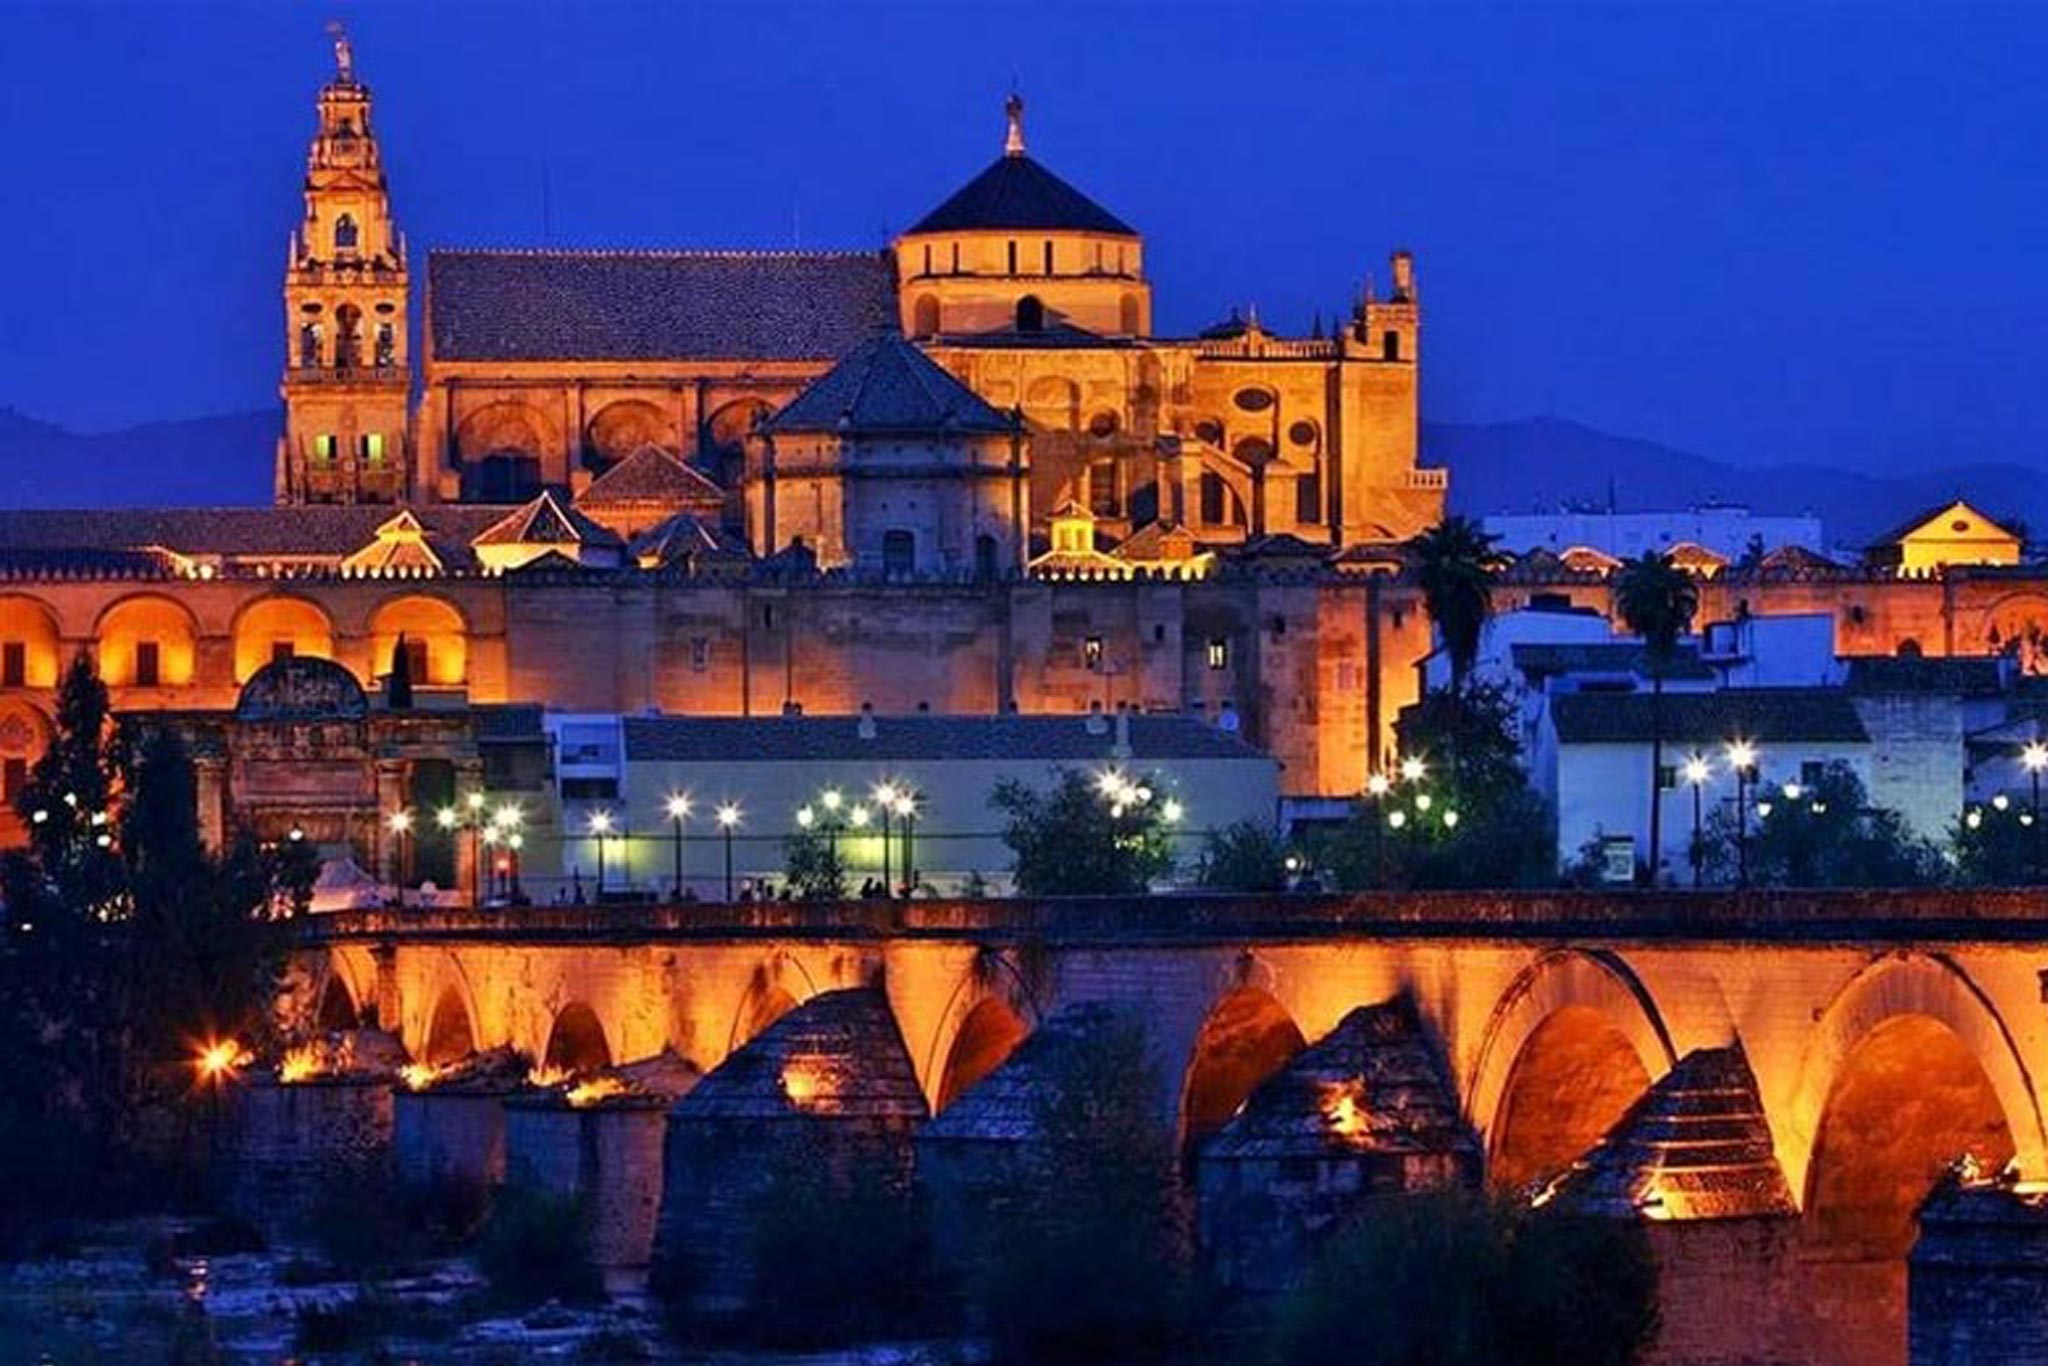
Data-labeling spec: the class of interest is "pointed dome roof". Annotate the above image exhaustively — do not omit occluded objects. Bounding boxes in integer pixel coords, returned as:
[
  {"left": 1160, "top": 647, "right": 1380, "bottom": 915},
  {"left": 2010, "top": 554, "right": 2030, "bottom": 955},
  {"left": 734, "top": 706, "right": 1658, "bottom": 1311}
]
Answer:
[
  {"left": 768, "top": 331, "right": 1016, "bottom": 435},
  {"left": 907, "top": 95, "right": 1137, "bottom": 237}
]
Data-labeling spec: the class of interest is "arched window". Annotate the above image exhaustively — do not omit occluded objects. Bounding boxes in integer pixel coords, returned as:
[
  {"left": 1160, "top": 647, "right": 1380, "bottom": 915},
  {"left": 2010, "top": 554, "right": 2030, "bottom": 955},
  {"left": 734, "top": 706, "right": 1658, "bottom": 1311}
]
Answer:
[
  {"left": 374, "top": 322, "right": 395, "bottom": 368},
  {"left": 334, "top": 214, "right": 358, "bottom": 253},
  {"left": 912, "top": 295, "right": 941, "bottom": 339},
  {"left": 1382, "top": 329, "right": 1402, "bottom": 361},
  {"left": 974, "top": 534, "right": 1000, "bottom": 581},
  {"left": 882, "top": 530, "right": 915, "bottom": 576},
  {"left": 299, "top": 323, "right": 322, "bottom": 368},
  {"left": 334, "top": 304, "right": 362, "bottom": 371},
  {"left": 1015, "top": 295, "right": 1045, "bottom": 333}
]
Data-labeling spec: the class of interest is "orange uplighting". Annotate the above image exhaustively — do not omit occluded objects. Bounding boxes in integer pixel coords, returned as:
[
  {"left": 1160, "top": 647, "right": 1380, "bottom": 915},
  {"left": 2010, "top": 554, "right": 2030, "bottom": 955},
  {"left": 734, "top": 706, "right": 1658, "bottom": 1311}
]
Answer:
[
  {"left": 196, "top": 1038, "right": 249, "bottom": 1082},
  {"left": 1321, "top": 1080, "right": 1370, "bottom": 1143},
  {"left": 398, "top": 1062, "right": 444, "bottom": 1092},
  {"left": 781, "top": 1062, "right": 822, "bottom": 1108},
  {"left": 527, "top": 1064, "right": 570, "bottom": 1089},
  {"left": 277, "top": 1044, "right": 323, "bottom": 1084},
  {"left": 565, "top": 1076, "right": 630, "bottom": 1108}
]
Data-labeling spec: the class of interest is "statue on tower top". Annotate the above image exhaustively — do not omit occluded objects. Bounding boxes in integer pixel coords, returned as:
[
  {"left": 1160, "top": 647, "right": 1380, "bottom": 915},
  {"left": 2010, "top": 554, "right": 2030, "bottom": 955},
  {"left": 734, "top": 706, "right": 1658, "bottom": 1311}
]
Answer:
[
  {"left": 326, "top": 19, "right": 354, "bottom": 82},
  {"left": 1004, "top": 91, "right": 1026, "bottom": 158}
]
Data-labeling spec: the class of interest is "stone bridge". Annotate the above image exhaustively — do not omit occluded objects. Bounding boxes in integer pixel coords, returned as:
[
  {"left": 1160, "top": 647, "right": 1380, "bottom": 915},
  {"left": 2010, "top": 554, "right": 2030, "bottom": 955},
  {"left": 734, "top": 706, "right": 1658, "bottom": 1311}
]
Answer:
[{"left": 298, "top": 889, "right": 2048, "bottom": 1364}]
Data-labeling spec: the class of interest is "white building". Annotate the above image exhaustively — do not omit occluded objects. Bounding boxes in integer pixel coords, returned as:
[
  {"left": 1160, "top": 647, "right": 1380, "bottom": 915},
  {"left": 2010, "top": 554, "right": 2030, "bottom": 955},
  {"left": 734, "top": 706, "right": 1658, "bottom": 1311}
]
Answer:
[{"left": 1485, "top": 505, "right": 1825, "bottom": 565}]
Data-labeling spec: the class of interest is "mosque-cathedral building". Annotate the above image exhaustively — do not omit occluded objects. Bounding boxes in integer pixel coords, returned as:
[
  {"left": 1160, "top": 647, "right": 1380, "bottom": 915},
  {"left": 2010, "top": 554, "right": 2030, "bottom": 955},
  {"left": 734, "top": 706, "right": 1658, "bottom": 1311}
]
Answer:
[{"left": 0, "top": 35, "right": 2042, "bottom": 865}]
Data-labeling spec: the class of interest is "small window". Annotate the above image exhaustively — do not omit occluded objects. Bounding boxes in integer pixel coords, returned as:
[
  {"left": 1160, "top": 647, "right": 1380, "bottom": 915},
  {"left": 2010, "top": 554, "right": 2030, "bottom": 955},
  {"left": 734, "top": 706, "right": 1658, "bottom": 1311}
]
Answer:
[
  {"left": 1016, "top": 295, "right": 1045, "bottom": 333},
  {"left": 374, "top": 323, "right": 395, "bottom": 367},
  {"left": 882, "top": 529, "right": 916, "bottom": 575},
  {"left": 1153, "top": 623, "right": 1167, "bottom": 644},
  {"left": 270, "top": 640, "right": 296, "bottom": 666},
  {"left": 1382, "top": 330, "right": 1402, "bottom": 361},
  {"left": 1657, "top": 764, "right": 1678, "bottom": 791},
  {"left": 134, "top": 641, "right": 161, "bottom": 688},
  {"left": 334, "top": 213, "right": 358, "bottom": 252},
  {"left": 1207, "top": 638, "right": 1229, "bottom": 670},
  {"left": 299, "top": 323, "right": 322, "bottom": 368},
  {"left": 690, "top": 637, "right": 710, "bottom": 672},
  {"left": 1007, "top": 240, "right": 1018, "bottom": 274},
  {"left": 922, "top": 243, "right": 932, "bottom": 275},
  {"left": 1, "top": 642, "right": 23, "bottom": 688},
  {"left": 1087, "top": 462, "right": 1120, "bottom": 517},
  {"left": 1043, "top": 240, "right": 1054, "bottom": 274},
  {"left": 950, "top": 242, "right": 960, "bottom": 273},
  {"left": 974, "top": 534, "right": 999, "bottom": 581},
  {"left": 1295, "top": 471, "right": 1321, "bottom": 525},
  {"left": 1200, "top": 472, "right": 1227, "bottom": 525},
  {"left": 2, "top": 756, "right": 25, "bottom": 804},
  {"left": 1083, "top": 636, "right": 1104, "bottom": 669},
  {"left": 361, "top": 432, "right": 385, "bottom": 466},
  {"left": 314, "top": 433, "right": 336, "bottom": 463}
]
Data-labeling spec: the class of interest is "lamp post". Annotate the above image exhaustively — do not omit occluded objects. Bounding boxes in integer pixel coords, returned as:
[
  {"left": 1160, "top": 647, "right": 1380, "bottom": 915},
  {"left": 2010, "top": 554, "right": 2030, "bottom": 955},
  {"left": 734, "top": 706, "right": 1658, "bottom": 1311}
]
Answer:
[
  {"left": 386, "top": 809, "right": 413, "bottom": 907},
  {"left": 1683, "top": 755, "right": 1711, "bottom": 888},
  {"left": 1725, "top": 739, "right": 1757, "bottom": 889},
  {"left": 1366, "top": 771, "right": 1392, "bottom": 887},
  {"left": 588, "top": 809, "right": 614, "bottom": 900},
  {"left": 716, "top": 803, "right": 742, "bottom": 901},
  {"left": 894, "top": 791, "right": 917, "bottom": 894},
  {"left": 873, "top": 783, "right": 898, "bottom": 897},
  {"left": 666, "top": 793, "right": 692, "bottom": 900}
]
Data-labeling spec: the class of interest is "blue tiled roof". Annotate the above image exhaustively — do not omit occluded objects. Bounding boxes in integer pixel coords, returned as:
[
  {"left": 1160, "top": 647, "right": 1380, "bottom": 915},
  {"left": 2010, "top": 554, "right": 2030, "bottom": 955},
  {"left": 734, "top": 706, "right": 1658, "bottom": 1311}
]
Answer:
[
  {"left": 908, "top": 154, "right": 1137, "bottom": 236},
  {"left": 768, "top": 333, "right": 1016, "bottom": 435}
]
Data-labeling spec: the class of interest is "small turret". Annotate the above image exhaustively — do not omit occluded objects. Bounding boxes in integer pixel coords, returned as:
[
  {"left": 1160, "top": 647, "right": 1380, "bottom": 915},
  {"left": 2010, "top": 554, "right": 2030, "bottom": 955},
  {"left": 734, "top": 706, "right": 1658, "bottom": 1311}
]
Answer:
[{"left": 1004, "top": 92, "right": 1026, "bottom": 158}]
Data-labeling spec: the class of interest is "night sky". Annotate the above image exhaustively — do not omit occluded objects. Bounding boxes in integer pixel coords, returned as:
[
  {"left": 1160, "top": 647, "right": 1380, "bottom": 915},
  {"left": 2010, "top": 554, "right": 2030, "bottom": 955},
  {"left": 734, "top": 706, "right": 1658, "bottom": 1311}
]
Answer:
[{"left": 3, "top": 1, "right": 2044, "bottom": 476}]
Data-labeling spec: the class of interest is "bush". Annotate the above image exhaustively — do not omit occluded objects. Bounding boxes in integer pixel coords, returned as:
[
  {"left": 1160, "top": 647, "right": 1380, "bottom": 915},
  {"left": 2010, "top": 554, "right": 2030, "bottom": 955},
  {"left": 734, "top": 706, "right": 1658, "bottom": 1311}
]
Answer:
[
  {"left": 1196, "top": 821, "right": 1289, "bottom": 893},
  {"left": 475, "top": 1183, "right": 602, "bottom": 1309},
  {"left": 1264, "top": 1193, "right": 1657, "bottom": 1365}
]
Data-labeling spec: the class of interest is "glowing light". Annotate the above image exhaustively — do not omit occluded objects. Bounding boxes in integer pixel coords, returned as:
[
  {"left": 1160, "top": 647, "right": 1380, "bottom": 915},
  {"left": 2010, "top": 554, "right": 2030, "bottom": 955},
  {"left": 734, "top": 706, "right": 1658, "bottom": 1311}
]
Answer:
[
  {"left": 664, "top": 794, "right": 692, "bottom": 821},
  {"left": 716, "top": 803, "right": 743, "bottom": 829},
  {"left": 566, "top": 1076, "right": 630, "bottom": 1108},
  {"left": 587, "top": 810, "right": 614, "bottom": 836},
  {"left": 1399, "top": 756, "right": 1425, "bottom": 782},
  {"left": 1283, "top": 854, "right": 1302, "bottom": 873},
  {"left": 781, "top": 1063, "right": 822, "bottom": 1107},
  {"left": 287, "top": 826, "right": 305, "bottom": 843},
  {"left": 434, "top": 806, "right": 459, "bottom": 831},
  {"left": 873, "top": 782, "right": 899, "bottom": 808},
  {"left": 821, "top": 790, "right": 843, "bottom": 813},
  {"left": 849, "top": 805, "right": 871, "bottom": 828},
  {"left": 527, "top": 1065, "right": 570, "bottom": 1089},
  {"left": 1415, "top": 793, "right": 1433, "bottom": 812},
  {"left": 893, "top": 793, "right": 916, "bottom": 817},
  {"left": 1811, "top": 801, "right": 1827, "bottom": 814},
  {"left": 30, "top": 809, "right": 46, "bottom": 825},
  {"left": 796, "top": 806, "right": 816, "bottom": 829},
  {"left": 399, "top": 1062, "right": 444, "bottom": 1092},
  {"left": 278, "top": 1044, "right": 322, "bottom": 1084},
  {"left": 196, "top": 1039, "right": 248, "bottom": 1082},
  {"left": 1683, "top": 755, "right": 1711, "bottom": 786},
  {"left": 1443, "top": 809, "right": 1460, "bottom": 829},
  {"left": 1725, "top": 739, "right": 1757, "bottom": 772},
  {"left": 1322, "top": 1081, "right": 1370, "bottom": 1143},
  {"left": 1756, "top": 801, "right": 1773, "bottom": 818},
  {"left": 1387, "top": 810, "right": 1408, "bottom": 830},
  {"left": 495, "top": 803, "right": 523, "bottom": 829},
  {"left": 94, "top": 833, "right": 112, "bottom": 849},
  {"left": 1366, "top": 773, "right": 1391, "bottom": 797},
  {"left": 2024, "top": 813, "right": 2037, "bottom": 827},
  {"left": 508, "top": 832, "right": 524, "bottom": 850},
  {"left": 2024, "top": 741, "right": 2048, "bottom": 773},
  {"left": 1967, "top": 808, "right": 1984, "bottom": 829},
  {"left": 1161, "top": 799, "right": 1184, "bottom": 823},
  {"left": 386, "top": 810, "right": 412, "bottom": 834},
  {"left": 1994, "top": 793, "right": 2011, "bottom": 812},
  {"left": 466, "top": 792, "right": 487, "bottom": 813},
  {"left": 1782, "top": 782, "right": 1802, "bottom": 801}
]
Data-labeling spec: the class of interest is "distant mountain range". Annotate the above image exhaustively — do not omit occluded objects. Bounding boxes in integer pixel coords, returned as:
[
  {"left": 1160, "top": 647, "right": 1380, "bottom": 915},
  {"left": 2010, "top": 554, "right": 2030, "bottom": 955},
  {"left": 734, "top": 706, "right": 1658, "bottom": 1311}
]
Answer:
[
  {"left": 1435, "top": 416, "right": 2046, "bottom": 547},
  {"left": 0, "top": 406, "right": 2038, "bottom": 549}
]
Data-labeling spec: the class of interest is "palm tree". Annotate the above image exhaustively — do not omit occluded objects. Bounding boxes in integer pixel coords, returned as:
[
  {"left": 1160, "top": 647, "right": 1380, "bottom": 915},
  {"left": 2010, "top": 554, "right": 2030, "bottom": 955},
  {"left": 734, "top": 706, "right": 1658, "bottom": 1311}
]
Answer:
[
  {"left": 1409, "top": 516, "right": 1508, "bottom": 692},
  {"left": 1614, "top": 552, "right": 1700, "bottom": 886}
]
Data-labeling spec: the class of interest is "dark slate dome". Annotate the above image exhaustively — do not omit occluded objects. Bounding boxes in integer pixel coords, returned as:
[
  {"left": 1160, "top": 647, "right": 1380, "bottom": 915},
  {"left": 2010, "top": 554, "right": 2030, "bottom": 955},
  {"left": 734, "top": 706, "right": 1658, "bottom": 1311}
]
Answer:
[{"left": 907, "top": 95, "right": 1137, "bottom": 238}]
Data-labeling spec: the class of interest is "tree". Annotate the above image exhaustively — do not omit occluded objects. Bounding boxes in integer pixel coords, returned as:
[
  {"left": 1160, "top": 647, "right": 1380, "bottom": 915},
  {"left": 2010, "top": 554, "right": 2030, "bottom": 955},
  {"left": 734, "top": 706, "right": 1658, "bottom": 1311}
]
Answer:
[
  {"left": 991, "top": 768, "right": 1173, "bottom": 896},
  {"left": 1317, "top": 682, "right": 1553, "bottom": 890},
  {"left": 1194, "top": 820, "right": 1288, "bottom": 893},
  {"left": 1614, "top": 552, "right": 1699, "bottom": 886},
  {"left": 1265, "top": 1193, "right": 1658, "bottom": 1366},
  {"left": 1705, "top": 761, "right": 1943, "bottom": 888},
  {"left": 1408, "top": 516, "right": 1509, "bottom": 691},
  {"left": 781, "top": 825, "right": 847, "bottom": 900},
  {"left": 1951, "top": 799, "right": 2047, "bottom": 885}
]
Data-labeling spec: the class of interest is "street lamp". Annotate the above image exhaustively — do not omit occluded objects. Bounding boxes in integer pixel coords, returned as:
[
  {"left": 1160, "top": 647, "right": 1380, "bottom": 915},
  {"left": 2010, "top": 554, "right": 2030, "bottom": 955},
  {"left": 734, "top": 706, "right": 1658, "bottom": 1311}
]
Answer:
[
  {"left": 1725, "top": 739, "right": 1758, "bottom": 889},
  {"left": 386, "top": 808, "right": 414, "bottom": 903},
  {"left": 873, "top": 782, "right": 899, "bottom": 896},
  {"left": 2023, "top": 741, "right": 2048, "bottom": 822},
  {"left": 716, "top": 803, "right": 743, "bottom": 900},
  {"left": 893, "top": 791, "right": 917, "bottom": 894},
  {"left": 665, "top": 793, "right": 692, "bottom": 899},
  {"left": 588, "top": 809, "right": 614, "bottom": 900},
  {"left": 1683, "top": 754, "right": 1712, "bottom": 888},
  {"left": 1399, "top": 756, "right": 1425, "bottom": 783}
]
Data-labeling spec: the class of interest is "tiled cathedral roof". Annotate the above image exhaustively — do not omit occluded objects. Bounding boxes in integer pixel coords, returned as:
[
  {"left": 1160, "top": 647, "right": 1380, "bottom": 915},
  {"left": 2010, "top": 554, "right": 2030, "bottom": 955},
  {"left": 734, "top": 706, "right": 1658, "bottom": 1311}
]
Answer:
[
  {"left": 768, "top": 332, "right": 1016, "bottom": 435},
  {"left": 427, "top": 249, "right": 897, "bottom": 362},
  {"left": 473, "top": 490, "right": 623, "bottom": 548},
  {"left": 577, "top": 446, "right": 725, "bottom": 507},
  {"left": 909, "top": 153, "right": 1137, "bottom": 236},
  {"left": 0, "top": 506, "right": 511, "bottom": 564}
]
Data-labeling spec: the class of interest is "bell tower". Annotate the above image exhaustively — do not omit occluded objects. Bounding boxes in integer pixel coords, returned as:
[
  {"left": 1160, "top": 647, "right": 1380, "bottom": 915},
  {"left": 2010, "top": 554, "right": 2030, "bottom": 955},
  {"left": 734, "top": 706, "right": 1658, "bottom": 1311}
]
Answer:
[{"left": 277, "top": 24, "right": 412, "bottom": 505}]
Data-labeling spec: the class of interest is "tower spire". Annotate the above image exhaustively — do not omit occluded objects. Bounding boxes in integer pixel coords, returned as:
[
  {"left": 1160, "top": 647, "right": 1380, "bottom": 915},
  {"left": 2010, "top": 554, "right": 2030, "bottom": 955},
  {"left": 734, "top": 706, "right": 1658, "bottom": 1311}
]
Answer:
[
  {"left": 326, "top": 19, "right": 353, "bottom": 83},
  {"left": 1004, "top": 92, "right": 1026, "bottom": 158}
]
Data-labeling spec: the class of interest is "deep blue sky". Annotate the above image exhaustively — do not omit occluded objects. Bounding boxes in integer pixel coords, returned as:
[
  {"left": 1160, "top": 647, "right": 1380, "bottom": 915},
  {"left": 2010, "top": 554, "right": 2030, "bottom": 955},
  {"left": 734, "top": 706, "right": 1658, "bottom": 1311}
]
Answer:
[{"left": 2, "top": 1, "right": 2044, "bottom": 475}]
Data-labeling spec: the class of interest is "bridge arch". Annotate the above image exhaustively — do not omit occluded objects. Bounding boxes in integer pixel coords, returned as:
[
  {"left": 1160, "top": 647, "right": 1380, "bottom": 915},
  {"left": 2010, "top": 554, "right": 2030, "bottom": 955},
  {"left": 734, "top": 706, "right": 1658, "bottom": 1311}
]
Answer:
[
  {"left": 423, "top": 984, "right": 477, "bottom": 1066},
  {"left": 1179, "top": 983, "right": 1307, "bottom": 1159},
  {"left": 1468, "top": 949, "right": 1677, "bottom": 1191},
  {"left": 727, "top": 954, "right": 820, "bottom": 1055},
  {"left": 543, "top": 1001, "right": 612, "bottom": 1076},
  {"left": 315, "top": 974, "right": 360, "bottom": 1032},
  {"left": 925, "top": 953, "right": 1040, "bottom": 1111},
  {"left": 1787, "top": 953, "right": 2042, "bottom": 1365}
]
